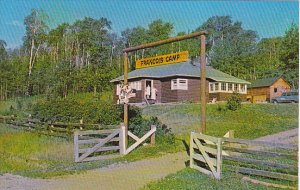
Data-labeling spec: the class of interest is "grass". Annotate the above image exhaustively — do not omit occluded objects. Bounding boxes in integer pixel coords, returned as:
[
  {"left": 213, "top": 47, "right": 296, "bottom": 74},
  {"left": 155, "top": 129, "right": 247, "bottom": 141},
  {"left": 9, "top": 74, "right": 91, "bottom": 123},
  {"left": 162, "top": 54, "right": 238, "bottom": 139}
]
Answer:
[
  {"left": 0, "top": 123, "right": 185, "bottom": 178},
  {"left": 142, "top": 167, "right": 297, "bottom": 190},
  {"left": 0, "top": 95, "right": 44, "bottom": 117},
  {"left": 142, "top": 103, "right": 298, "bottom": 138},
  {"left": 0, "top": 124, "right": 116, "bottom": 178},
  {"left": 0, "top": 96, "right": 298, "bottom": 180}
]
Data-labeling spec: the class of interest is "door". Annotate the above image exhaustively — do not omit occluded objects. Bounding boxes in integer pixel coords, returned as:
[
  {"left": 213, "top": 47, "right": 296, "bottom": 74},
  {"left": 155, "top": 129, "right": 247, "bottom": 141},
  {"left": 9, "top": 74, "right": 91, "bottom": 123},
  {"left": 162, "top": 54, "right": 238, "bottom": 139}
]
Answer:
[{"left": 145, "top": 80, "right": 153, "bottom": 99}]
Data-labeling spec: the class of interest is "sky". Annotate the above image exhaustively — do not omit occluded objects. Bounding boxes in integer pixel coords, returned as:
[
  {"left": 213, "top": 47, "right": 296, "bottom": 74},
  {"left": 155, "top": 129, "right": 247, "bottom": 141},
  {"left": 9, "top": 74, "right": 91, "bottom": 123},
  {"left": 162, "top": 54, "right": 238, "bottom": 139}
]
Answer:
[{"left": 0, "top": 0, "right": 298, "bottom": 49}]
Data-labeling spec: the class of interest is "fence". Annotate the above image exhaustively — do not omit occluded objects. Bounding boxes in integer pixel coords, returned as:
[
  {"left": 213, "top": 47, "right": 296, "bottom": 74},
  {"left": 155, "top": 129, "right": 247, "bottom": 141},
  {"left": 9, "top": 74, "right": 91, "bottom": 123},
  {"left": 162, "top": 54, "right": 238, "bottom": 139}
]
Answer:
[
  {"left": 190, "top": 132, "right": 222, "bottom": 179},
  {"left": 190, "top": 131, "right": 298, "bottom": 187},
  {"left": 222, "top": 137, "right": 298, "bottom": 182},
  {"left": 74, "top": 124, "right": 156, "bottom": 162},
  {"left": 74, "top": 128, "right": 123, "bottom": 162}
]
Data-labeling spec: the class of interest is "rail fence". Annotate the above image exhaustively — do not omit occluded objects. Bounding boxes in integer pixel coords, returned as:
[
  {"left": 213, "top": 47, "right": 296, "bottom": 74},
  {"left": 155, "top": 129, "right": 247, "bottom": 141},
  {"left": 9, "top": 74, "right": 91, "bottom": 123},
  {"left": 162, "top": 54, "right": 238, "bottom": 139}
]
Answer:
[{"left": 190, "top": 131, "right": 298, "bottom": 188}]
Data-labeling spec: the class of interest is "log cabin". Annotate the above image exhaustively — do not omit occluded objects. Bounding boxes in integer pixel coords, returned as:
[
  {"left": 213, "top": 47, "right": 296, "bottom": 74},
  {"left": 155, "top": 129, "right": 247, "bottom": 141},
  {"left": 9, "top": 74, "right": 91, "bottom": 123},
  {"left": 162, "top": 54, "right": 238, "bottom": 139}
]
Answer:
[
  {"left": 247, "top": 77, "right": 291, "bottom": 103},
  {"left": 111, "top": 60, "right": 250, "bottom": 104}
]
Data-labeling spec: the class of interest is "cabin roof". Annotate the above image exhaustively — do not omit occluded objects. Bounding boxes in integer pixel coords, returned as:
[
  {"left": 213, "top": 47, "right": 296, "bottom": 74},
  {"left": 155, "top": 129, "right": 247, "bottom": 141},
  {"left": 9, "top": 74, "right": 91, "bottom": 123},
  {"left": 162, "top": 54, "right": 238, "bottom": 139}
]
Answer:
[
  {"left": 111, "top": 61, "right": 250, "bottom": 84},
  {"left": 248, "top": 77, "right": 285, "bottom": 88}
]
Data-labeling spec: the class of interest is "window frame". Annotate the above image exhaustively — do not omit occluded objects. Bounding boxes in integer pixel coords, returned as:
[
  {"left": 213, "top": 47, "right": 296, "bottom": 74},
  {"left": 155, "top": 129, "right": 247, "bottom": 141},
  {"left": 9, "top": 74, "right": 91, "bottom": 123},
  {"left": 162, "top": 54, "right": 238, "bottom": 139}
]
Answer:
[{"left": 171, "top": 78, "right": 188, "bottom": 90}]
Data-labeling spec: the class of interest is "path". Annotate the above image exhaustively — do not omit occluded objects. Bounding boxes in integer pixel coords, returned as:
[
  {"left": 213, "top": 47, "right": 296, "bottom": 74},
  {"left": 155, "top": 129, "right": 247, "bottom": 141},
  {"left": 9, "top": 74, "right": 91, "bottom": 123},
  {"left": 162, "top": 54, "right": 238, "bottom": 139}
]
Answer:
[
  {"left": 0, "top": 152, "right": 188, "bottom": 190},
  {"left": 0, "top": 128, "right": 298, "bottom": 190}
]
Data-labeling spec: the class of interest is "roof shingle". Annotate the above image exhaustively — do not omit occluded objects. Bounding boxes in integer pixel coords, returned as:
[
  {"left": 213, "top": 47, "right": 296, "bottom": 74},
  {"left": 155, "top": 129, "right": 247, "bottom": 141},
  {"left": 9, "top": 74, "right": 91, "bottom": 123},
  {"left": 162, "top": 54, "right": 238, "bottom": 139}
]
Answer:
[
  {"left": 248, "top": 77, "right": 281, "bottom": 88},
  {"left": 111, "top": 61, "right": 250, "bottom": 84}
]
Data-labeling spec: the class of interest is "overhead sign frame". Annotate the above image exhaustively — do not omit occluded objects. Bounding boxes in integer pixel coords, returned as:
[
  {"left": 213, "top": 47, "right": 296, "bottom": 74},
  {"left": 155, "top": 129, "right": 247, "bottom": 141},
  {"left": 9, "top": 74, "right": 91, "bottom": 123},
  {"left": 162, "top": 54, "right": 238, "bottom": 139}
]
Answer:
[{"left": 135, "top": 51, "right": 189, "bottom": 69}]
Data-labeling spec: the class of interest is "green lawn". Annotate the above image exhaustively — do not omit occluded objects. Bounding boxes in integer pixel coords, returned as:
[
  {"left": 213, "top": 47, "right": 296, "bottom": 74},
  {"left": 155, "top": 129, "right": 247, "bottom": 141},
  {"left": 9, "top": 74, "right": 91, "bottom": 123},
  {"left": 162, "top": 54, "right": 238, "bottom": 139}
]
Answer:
[
  {"left": 0, "top": 99, "right": 298, "bottom": 179},
  {"left": 142, "top": 103, "right": 298, "bottom": 138},
  {"left": 142, "top": 167, "right": 297, "bottom": 190}
]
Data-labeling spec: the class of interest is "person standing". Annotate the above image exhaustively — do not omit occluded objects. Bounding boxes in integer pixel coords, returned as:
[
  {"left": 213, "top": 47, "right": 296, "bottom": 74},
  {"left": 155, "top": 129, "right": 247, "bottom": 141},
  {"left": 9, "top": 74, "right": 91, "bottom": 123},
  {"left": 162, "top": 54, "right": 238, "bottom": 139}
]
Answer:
[
  {"left": 146, "top": 84, "right": 151, "bottom": 99},
  {"left": 151, "top": 87, "right": 157, "bottom": 102}
]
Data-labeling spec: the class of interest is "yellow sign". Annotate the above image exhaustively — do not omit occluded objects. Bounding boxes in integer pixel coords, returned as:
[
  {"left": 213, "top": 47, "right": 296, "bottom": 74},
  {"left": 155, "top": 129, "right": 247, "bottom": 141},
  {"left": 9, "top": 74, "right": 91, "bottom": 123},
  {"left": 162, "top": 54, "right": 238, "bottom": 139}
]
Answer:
[{"left": 136, "top": 51, "right": 189, "bottom": 69}]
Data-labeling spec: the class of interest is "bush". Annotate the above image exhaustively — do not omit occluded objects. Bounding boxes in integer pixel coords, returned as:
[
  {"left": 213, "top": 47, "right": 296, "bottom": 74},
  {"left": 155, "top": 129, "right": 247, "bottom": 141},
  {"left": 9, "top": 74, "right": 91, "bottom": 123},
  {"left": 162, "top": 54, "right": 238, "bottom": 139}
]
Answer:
[
  {"left": 124, "top": 106, "right": 174, "bottom": 144},
  {"left": 32, "top": 97, "right": 121, "bottom": 125},
  {"left": 226, "top": 93, "right": 242, "bottom": 111}
]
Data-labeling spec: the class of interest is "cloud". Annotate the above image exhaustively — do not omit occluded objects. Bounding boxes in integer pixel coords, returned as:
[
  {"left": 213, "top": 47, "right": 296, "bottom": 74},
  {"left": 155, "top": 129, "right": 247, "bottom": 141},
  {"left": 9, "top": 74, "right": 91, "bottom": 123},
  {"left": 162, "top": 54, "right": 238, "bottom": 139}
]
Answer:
[{"left": 7, "top": 20, "right": 24, "bottom": 28}]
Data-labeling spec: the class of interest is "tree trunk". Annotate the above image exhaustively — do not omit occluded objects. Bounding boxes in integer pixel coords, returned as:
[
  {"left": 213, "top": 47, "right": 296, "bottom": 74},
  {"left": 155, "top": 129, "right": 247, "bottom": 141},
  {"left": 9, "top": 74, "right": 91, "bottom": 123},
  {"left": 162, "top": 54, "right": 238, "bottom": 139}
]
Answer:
[{"left": 28, "top": 38, "right": 35, "bottom": 76}]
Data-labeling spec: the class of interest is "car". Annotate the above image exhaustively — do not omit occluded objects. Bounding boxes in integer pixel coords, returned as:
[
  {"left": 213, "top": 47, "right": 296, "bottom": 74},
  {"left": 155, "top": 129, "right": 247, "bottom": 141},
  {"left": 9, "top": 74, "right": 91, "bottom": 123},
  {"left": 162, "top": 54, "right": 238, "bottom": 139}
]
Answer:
[{"left": 271, "top": 91, "right": 299, "bottom": 103}]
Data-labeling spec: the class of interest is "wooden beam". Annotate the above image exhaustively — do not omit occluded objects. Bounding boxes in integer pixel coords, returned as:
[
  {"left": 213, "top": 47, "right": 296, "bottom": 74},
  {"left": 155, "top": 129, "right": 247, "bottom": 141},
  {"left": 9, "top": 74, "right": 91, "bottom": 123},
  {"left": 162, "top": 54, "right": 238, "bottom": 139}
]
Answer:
[
  {"left": 222, "top": 137, "right": 298, "bottom": 150},
  {"left": 242, "top": 176, "right": 297, "bottom": 190},
  {"left": 123, "top": 31, "right": 207, "bottom": 53},
  {"left": 227, "top": 166, "right": 298, "bottom": 181},
  {"left": 200, "top": 34, "right": 206, "bottom": 133},
  {"left": 123, "top": 52, "right": 128, "bottom": 148}
]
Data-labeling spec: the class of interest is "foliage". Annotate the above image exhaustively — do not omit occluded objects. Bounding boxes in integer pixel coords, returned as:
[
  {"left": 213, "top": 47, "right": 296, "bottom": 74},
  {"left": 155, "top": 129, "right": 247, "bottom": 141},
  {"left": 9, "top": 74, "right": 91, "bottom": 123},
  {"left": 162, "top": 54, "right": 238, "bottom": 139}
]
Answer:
[
  {"left": 32, "top": 96, "right": 120, "bottom": 125},
  {"left": 125, "top": 106, "right": 174, "bottom": 143},
  {"left": 226, "top": 93, "right": 242, "bottom": 111},
  {"left": 279, "top": 24, "right": 299, "bottom": 88}
]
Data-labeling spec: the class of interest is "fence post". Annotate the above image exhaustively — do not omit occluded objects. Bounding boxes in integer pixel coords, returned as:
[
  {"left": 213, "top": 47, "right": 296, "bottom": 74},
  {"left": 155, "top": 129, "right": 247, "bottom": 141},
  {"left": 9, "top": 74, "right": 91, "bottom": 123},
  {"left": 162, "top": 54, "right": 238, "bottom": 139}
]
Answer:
[
  {"left": 150, "top": 125, "right": 156, "bottom": 145},
  {"left": 190, "top": 132, "right": 194, "bottom": 169},
  {"left": 119, "top": 123, "right": 126, "bottom": 155},
  {"left": 74, "top": 131, "right": 79, "bottom": 162},
  {"left": 216, "top": 138, "right": 222, "bottom": 179}
]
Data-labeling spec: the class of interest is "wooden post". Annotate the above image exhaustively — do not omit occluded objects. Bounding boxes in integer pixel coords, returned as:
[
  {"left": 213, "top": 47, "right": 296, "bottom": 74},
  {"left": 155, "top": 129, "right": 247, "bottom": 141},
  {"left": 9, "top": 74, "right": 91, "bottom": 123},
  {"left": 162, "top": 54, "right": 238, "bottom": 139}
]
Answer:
[
  {"left": 119, "top": 124, "right": 126, "bottom": 155},
  {"left": 216, "top": 138, "right": 222, "bottom": 179},
  {"left": 74, "top": 131, "right": 79, "bottom": 162},
  {"left": 190, "top": 132, "right": 194, "bottom": 169},
  {"left": 200, "top": 34, "right": 206, "bottom": 134},
  {"left": 150, "top": 125, "right": 156, "bottom": 145},
  {"left": 123, "top": 52, "right": 128, "bottom": 148}
]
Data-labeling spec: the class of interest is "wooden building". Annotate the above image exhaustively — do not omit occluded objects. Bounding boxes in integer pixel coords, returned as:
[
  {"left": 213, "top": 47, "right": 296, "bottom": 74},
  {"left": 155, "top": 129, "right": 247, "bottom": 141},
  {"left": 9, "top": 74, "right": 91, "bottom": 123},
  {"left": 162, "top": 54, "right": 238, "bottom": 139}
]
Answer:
[
  {"left": 247, "top": 77, "right": 291, "bottom": 103},
  {"left": 111, "top": 61, "right": 250, "bottom": 104}
]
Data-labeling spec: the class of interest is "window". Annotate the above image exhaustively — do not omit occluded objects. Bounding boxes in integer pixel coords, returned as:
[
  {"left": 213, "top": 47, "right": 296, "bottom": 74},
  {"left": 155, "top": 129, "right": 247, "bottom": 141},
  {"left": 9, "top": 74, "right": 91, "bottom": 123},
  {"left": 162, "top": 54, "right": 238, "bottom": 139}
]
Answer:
[
  {"left": 274, "top": 88, "right": 277, "bottom": 93},
  {"left": 171, "top": 79, "right": 188, "bottom": 90},
  {"left": 234, "top": 84, "right": 238, "bottom": 92},
  {"left": 221, "top": 83, "right": 226, "bottom": 91},
  {"left": 228, "top": 83, "right": 233, "bottom": 91},
  {"left": 129, "top": 81, "right": 141, "bottom": 91},
  {"left": 116, "top": 84, "right": 121, "bottom": 95},
  {"left": 210, "top": 83, "right": 214, "bottom": 92},
  {"left": 215, "top": 83, "right": 219, "bottom": 91},
  {"left": 240, "top": 84, "right": 245, "bottom": 92}
]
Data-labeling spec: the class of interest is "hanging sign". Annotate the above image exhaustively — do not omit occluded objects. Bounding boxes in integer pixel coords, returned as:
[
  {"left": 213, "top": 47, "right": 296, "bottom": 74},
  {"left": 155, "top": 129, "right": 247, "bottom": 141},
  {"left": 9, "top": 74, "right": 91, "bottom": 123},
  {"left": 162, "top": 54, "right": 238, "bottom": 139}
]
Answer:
[{"left": 136, "top": 51, "right": 189, "bottom": 69}]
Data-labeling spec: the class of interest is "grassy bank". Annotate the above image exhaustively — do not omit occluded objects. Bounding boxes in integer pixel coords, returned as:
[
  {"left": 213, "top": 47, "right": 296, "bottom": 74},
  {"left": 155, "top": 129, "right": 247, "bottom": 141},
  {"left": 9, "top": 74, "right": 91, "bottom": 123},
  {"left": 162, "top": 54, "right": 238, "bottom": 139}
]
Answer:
[
  {"left": 142, "top": 167, "right": 297, "bottom": 190},
  {"left": 142, "top": 103, "right": 298, "bottom": 138}
]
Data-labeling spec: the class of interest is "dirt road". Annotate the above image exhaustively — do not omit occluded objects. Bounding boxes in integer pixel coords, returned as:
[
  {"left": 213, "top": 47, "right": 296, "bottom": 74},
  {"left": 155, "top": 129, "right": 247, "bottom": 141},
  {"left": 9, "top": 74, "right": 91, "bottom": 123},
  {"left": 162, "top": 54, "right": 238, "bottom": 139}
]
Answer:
[
  {"left": 1, "top": 128, "right": 298, "bottom": 190},
  {"left": 0, "top": 152, "right": 188, "bottom": 190}
]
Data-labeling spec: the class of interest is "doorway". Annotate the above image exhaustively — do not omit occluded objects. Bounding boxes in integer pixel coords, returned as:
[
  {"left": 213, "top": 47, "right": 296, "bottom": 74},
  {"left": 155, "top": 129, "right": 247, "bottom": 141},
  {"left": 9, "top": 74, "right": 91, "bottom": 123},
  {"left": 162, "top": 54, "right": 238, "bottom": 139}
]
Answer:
[{"left": 145, "top": 79, "right": 153, "bottom": 99}]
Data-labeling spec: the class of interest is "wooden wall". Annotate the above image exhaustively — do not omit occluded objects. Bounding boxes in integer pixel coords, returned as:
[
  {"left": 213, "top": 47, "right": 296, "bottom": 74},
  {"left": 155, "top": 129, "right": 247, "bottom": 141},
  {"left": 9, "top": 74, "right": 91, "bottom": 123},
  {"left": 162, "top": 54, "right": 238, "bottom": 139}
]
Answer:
[
  {"left": 247, "top": 78, "right": 291, "bottom": 102},
  {"left": 270, "top": 78, "right": 291, "bottom": 100},
  {"left": 113, "top": 77, "right": 247, "bottom": 103}
]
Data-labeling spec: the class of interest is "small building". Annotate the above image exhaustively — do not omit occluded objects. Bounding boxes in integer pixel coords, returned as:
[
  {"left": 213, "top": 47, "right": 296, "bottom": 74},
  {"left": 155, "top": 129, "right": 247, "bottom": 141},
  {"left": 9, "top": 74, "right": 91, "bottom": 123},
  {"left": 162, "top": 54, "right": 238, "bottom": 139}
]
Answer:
[
  {"left": 111, "top": 61, "right": 250, "bottom": 104},
  {"left": 247, "top": 77, "right": 291, "bottom": 103}
]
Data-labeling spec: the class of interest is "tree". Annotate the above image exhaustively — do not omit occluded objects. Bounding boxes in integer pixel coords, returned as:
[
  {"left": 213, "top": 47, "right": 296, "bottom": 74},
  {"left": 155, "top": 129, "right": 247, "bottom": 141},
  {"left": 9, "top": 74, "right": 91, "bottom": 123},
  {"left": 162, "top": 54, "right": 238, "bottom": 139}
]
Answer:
[
  {"left": 279, "top": 24, "right": 299, "bottom": 88},
  {"left": 197, "top": 16, "right": 258, "bottom": 79},
  {"left": 0, "top": 39, "right": 7, "bottom": 61},
  {"left": 24, "top": 9, "right": 49, "bottom": 77}
]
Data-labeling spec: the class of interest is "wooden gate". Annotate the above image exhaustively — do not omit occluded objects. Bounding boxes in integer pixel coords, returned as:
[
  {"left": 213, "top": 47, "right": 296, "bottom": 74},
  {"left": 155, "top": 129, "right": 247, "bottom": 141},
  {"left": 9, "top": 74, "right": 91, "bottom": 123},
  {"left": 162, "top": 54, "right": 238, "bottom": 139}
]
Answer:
[
  {"left": 74, "top": 125, "right": 156, "bottom": 162},
  {"left": 190, "top": 132, "right": 222, "bottom": 179},
  {"left": 122, "top": 125, "right": 156, "bottom": 155},
  {"left": 74, "top": 128, "right": 123, "bottom": 162}
]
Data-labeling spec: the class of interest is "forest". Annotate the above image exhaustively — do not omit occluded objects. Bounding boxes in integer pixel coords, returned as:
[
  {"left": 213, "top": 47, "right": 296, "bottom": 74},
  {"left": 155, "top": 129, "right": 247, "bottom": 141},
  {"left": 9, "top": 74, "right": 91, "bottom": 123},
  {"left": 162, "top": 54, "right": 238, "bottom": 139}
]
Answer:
[{"left": 0, "top": 9, "right": 298, "bottom": 101}]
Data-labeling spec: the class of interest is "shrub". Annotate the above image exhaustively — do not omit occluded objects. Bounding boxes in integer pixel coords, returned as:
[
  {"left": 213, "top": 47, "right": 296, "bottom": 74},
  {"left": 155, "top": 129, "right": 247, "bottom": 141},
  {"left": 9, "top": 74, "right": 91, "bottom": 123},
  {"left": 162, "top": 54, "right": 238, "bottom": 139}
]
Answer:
[
  {"left": 226, "top": 92, "right": 242, "bottom": 111},
  {"left": 32, "top": 97, "right": 121, "bottom": 125},
  {"left": 126, "top": 106, "right": 174, "bottom": 144}
]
